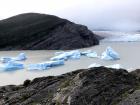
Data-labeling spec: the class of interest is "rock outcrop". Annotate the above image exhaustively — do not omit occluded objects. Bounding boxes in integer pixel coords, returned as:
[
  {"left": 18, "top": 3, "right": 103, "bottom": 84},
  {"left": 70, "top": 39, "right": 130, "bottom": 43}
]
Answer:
[
  {"left": 0, "top": 67, "right": 140, "bottom": 105},
  {"left": 117, "top": 69, "right": 140, "bottom": 105},
  {"left": 0, "top": 13, "right": 100, "bottom": 50}
]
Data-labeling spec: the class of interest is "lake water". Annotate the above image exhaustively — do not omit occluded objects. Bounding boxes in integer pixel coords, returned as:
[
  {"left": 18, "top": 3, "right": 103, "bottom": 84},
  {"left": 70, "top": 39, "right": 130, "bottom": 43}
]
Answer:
[{"left": 0, "top": 31, "right": 140, "bottom": 86}]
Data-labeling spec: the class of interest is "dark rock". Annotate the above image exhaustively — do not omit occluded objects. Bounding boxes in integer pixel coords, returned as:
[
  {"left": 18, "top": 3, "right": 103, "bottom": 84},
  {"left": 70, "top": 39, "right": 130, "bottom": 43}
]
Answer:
[
  {"left": 0, "top": 67, "right": 139, "bottom": 105},
  {"left": 0, "top": 13, "right": 100, "bottom": 50},
  {"left": 117, "top": 90, "right": 140, "bottom": 105},
  {"left": 23, "top": 80, "right": 31, "bottom": 87},
  {"left": 131, "top": 69, "right": 140, "bottom": 79},
  {"left": 116, "top": 70, "right": 140, "bottom": 105}
]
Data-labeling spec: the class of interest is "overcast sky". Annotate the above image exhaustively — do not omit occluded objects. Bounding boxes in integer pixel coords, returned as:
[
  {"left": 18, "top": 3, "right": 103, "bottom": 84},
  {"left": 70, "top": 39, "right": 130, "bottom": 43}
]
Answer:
[{"left": 0, "top": 0, "right": 140, "bottom": 31}]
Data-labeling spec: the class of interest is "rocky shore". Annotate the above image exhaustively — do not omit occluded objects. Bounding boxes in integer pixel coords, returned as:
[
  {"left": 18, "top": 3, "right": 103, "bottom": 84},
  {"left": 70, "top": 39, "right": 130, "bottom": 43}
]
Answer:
[
  {"left": 0, "top": 13, "right": 100, "bottom": 50},
  {"left": 0, "top": 67, "right": 140, "bottom": 105}
]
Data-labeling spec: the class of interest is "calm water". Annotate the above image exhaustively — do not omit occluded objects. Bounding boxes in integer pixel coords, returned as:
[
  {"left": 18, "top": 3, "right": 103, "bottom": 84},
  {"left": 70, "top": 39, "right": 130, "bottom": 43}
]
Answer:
[{"left": 0, "top": 42, "right": 140, "bottom": 86}]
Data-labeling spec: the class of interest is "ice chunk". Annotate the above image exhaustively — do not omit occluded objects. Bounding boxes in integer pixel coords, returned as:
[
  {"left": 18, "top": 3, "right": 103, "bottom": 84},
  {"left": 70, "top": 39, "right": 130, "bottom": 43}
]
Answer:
[
  {"left": 51, "top": 50, "right": 81, "bottom": 61},
  {"left": 88, "top": 63, "right": 101, "bottom": 68},
  {"left": 1, "top": 53, "right": 27, "bottom": 63},
  {"left": 105, "top": 64, "right": 121, "bottom": 69},
  {"left": 86, "top": 52, "right": 98, "bottom": 58},
  {"left": 28, "top": 60, "right": 64, "bottom": 70},
  {"left": 81, "top": 50, "right": 93, "bottom": 55},
  {"left": 55, "top": 51, "right": 64, "bottom": 55},
  {"left": 81, "top": 50, "right": 98, "bottom": 58},
  {"left": 101, "top": 47, "right": 120, "bottom": 60},
  {"left": 0, "top": 61, "right": 24, "bottom": 71},
  {"left": 0, "top": 58, "right": 12, "bottom": 63},
  {"left": 15, "top": 53, "right": 27, "bottom": 61},
  {"left": 88, "top": 63, "right": 122, "bottom": 69}
]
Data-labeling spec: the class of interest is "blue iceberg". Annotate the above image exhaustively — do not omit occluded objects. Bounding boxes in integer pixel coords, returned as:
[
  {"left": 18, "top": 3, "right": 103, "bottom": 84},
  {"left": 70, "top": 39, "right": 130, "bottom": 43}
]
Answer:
[
  {"left": 0, "top": 53, "right": 27, "bottom": 63},
  {"left": 0, "top": 61, "right": 24, "bottom": 71},
  {"left": 15, "top": 53, "right": 27, "bottom": 61},
  {"left": 81, "top": 50, "right": 98, "bottom": 58},
  {"left": 81, "top": 50, "right": 93, "bottom": 55},
  {"left": 28, "top": 60, "right": 64, "bottom": 70},
  {"left": 86, "top": 52, "right": 98, "bottom": 58},
  {"left": 101, "top": 47, "right": 120, "bottom": 60},
  {"left": 52, "top": 50, "right": 99, "bottom": 61},
  {"left": 50, "top": 50, "right": 81, "bottom": 61}
]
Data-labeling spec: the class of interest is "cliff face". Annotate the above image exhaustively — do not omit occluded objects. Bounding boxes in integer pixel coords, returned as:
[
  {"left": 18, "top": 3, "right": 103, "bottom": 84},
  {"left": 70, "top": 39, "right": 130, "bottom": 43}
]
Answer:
[
  {"left": 0, "top": 13, "right": 100, "bottom": 50},
  {"left": 0, "top": 67, "right": 140, "bottom": 105}
]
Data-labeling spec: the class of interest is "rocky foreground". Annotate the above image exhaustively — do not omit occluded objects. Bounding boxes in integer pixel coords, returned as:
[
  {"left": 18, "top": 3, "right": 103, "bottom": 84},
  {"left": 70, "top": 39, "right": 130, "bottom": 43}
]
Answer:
[
  {"left": 0, "top": 13, "right": 100, "bottom": 50},
  {"left": 0, "top": 67, "right": 140, "bottom": 105}
]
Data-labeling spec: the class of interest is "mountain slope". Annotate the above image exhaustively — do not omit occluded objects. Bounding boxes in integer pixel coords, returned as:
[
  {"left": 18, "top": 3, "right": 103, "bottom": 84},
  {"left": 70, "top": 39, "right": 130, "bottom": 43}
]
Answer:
[{"left": 0, "top": 13, "right": 99, "bottom": 50}]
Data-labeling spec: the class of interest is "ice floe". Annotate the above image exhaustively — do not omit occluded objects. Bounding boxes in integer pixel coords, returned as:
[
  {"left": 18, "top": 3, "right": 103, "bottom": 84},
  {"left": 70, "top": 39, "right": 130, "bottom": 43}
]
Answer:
[
  {"left": 27, "top": 60, "right": 64, "bottom": 70},
  {"left": 0, "top": 53, "right": 27, "bottom": 63},
  {"left": 101, "top": 47, "right": 120, "bottom": 60},
  {"left": 0, "top": 61, "right": 24, "bottom": 71},
  {"left": 88, "top": 63, "right": 122, "bottom": 69},
  {"left": 88, "top": 63, "right": 102, "bottom": 68},
  {"left": 50, "top": 50, "right": 81, "bottom": 61},
  {"left": 0, "top": 47, "right": 121, "bottom": 71}
]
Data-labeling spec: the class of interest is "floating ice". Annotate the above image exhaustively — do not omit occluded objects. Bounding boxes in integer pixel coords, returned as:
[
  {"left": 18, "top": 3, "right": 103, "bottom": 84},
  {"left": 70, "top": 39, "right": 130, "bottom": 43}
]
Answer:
[
  {"left": 88, "top": 63, "right": 101, "bottom": 68},
  {"left": 81, "top": 50, "right": 98, "bottom": 58},
  {"left": 88, "top": 63, "right": 122, "bottom": 69},
  {"left": 105, "top": 64, "right": 121, "bottom": 69},
  {"left": 51, "top": 50, "right": 81, "bottom": 61},
  {"left": 0, "top": 61, "right": 24, "bottom": 71},
  {"left": 0, "top": 53, "right": 27, "bottom": 63},
  {"left": 15, "top": 53, "right": 27, "bottom": 61},
  {"left": 55, "top": 51, "right": 64, "bottom": 55},
  {"left": 81, "top": 50, "right": 93, "bottom": 55},
  {"left": 101, "top": 47, "right": 120, "bottom": 60},
  {"left": 28, "top": 60, "right": 64, "bottom": 70},
  {"left": 86, "top": 52, "right": 98, "bottom": 58}
]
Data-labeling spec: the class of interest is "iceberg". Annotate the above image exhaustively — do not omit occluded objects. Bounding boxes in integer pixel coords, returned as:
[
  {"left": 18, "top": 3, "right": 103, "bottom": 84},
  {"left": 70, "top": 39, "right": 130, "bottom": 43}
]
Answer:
[
  {"left": 105, "top": 64, "right": 121, "bottom": 69},
  {"left": 88, "top": 63, "right": 122, "bottom": 69},
  {"left": 14, "top": 53, "right": 27, "bottom": 61},
  {"left": 52, "top": 50, "right": 99, "bottom": 61},
  {"left": 55, "top": 51, "right": 65, "bottom": 55},
  {"left": 86, "top": 52, "right": 98, "bottom": 58},
  {"left": 88, "top": 63, "right": 101, "bottom": 68},
  {"left": 81, "top": 50, "right": 98, "bottom": 58},
  {"left": 0, "top": 53, "right": 27, "bottom": 63},
  {"left": 50, "top": 50, "right": 81, "bottom": 61},
  {"left": 28, "top": 60, "right": 64, "bottom": 70},
  {"left": 0, "top": 61, "right": 24, "bottom": 71},
  {"left": 81, "top": 50, "right": 93, "bottom": 55},
  {"left": 101, "top": 47, "right": 120, "bottom": 60}
]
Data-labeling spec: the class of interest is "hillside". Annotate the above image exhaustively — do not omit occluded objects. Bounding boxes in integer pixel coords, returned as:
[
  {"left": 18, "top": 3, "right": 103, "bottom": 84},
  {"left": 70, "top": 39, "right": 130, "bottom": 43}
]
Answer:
[{"left": 0, "top": 13, "right": 100, "bottom": 50}]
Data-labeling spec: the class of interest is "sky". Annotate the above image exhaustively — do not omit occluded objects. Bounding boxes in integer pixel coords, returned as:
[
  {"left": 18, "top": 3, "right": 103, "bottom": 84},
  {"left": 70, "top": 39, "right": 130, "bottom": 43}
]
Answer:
[{"left": 0, "top": 0, "right": 140, "bottom": 31}]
